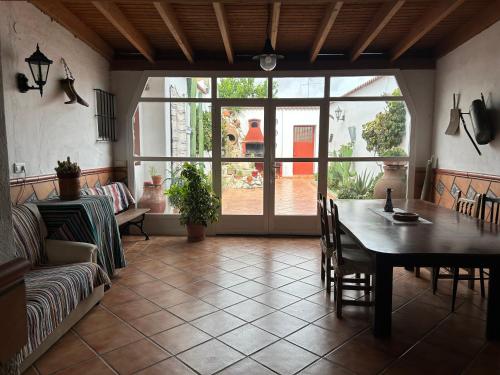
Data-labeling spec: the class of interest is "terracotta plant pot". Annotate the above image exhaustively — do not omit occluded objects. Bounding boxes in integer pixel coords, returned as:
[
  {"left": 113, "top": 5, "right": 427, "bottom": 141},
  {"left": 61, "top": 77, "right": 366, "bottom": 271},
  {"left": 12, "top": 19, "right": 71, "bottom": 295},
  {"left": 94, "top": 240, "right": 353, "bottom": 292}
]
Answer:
[
  {"left": 373, "top": 164, "right": 407, "bottom": 199},
  {"left": 186, "top": 224, "right": 206, "bottom": 242},
  {"left": 152, "top": 175, "right": 163, "bottom": 185},
  {"left": 138, "top": 183, "right": 166, "bottom": 213},
  {"left": 57, "top": 174, "right": 81, "bottom": 200}
]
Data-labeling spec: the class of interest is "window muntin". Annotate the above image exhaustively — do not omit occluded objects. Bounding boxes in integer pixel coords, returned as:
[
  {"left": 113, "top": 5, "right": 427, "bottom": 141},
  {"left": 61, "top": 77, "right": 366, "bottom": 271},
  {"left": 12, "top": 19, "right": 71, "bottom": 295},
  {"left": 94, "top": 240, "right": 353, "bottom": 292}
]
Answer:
[
  {"left": 330, "top": 76, "right": 401, "bottom": 98},
  {"left": 272, "top": 77, "right": 324, "bottom": 98}
]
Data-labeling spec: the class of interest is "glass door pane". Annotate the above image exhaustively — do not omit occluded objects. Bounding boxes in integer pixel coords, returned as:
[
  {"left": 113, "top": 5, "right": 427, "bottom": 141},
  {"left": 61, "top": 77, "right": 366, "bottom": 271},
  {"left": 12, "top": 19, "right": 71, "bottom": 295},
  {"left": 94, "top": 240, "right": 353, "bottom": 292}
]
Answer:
[
  {"left": 220, "top": 107, "right": 265, "bottom": 216},
  {"left": 274, "top": 106, "right": 320, "bottom": 216}
]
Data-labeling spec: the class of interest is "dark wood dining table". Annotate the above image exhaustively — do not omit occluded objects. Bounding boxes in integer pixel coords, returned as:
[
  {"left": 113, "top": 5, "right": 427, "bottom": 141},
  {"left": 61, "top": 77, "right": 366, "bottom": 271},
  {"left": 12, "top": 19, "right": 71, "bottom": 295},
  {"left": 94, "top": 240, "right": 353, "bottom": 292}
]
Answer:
[{"left": 335, "top": 199, "right": 500, "bottom": 339}]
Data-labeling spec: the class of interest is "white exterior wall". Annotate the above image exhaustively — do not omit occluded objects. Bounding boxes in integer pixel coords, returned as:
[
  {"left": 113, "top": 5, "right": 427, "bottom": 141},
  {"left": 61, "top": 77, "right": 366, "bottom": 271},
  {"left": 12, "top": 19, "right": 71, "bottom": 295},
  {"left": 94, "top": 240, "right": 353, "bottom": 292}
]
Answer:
[{"left": 0, "top": 2, "right": 112, "bottom": 178}]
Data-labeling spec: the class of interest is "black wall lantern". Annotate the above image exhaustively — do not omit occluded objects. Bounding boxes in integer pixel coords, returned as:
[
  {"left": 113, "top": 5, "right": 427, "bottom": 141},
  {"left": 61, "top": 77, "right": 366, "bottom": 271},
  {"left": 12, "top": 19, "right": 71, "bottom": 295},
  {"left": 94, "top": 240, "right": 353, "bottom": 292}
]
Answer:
[{"left": 16, "top": 44, "right": 53, "bottom": 97}]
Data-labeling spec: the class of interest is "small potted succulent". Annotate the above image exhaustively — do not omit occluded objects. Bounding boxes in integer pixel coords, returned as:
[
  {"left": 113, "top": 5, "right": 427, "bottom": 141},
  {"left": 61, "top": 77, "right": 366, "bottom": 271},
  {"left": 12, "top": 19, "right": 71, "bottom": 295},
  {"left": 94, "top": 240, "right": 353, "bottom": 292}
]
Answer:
[
  {"left": 149, "top": 166, "right": 163, "bottom": 186},
  {"left": 55, "top": 157, "right": 81, "bottom": 200},
  {"left": 165, "top": 163, "right": 220, "bottom": 241}
]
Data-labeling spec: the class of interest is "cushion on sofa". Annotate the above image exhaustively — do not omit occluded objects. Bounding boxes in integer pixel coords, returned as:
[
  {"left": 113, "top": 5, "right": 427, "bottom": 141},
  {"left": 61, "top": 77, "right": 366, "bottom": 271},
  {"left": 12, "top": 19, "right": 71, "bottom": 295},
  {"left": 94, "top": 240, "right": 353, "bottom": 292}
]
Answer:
[
  {"left": 82, "top": 182, "right": 136, "bottom": 214},
  {"left": 11, "top": 205, "right": 46, "bottom": 266},
  {"left": 19, "top": 263, "right": 110, "bottom": 361}
]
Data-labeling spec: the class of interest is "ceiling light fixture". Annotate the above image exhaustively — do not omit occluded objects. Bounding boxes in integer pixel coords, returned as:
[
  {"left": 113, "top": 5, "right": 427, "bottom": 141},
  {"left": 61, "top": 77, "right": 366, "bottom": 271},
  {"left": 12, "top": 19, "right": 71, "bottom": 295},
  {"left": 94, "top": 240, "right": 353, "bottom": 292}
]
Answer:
[{"left": 253, "top": 5, "right": 283, "bottom": 71}]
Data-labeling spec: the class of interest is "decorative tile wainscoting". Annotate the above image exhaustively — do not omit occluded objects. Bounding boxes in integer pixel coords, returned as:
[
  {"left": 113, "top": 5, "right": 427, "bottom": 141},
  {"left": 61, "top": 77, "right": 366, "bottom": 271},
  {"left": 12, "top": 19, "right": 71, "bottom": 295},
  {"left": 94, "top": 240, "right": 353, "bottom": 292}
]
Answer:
[
  {"left": 10, "top": 167, "right": 127, "bottom": 204},
  {"left": 432, "top": 168, "right": 500, "bottom": 212}
]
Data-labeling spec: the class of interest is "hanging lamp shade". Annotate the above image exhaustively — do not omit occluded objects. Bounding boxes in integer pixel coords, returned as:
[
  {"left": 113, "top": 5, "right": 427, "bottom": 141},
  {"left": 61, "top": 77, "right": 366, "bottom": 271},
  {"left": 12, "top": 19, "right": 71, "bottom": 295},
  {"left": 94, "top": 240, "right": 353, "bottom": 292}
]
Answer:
[{"left": 252, "top": 38, "right": 283, "bottom": 71}]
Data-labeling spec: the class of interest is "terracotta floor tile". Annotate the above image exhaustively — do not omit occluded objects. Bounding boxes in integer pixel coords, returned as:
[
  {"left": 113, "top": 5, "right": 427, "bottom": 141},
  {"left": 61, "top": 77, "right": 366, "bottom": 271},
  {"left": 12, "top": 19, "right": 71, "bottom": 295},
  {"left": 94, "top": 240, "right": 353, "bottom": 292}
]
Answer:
[
  {"left": 278, "top": 280, "right": 323, "bottom": 298},
  {"left": 177, "top": 339, "right": 244, "bottom": 375},
  {"left": 224, "top": 299, "right": 276, "bottom": 322},
  {"left": 255, "top": 261, "right": 290, "bottom": 273},
  {"left": 22, "top": 367, "right": 38, "bottom": 375},
  {"left": 276, "top": 266, "right": 315, "bottom": 280},
  {"left": 229, "top": 280, "right": 273, "bottom": 298},
  {"left": 103, "top": 338, "right": 169, "bottom": 374},
  {"left": 81, "top": 322, "right": 143, "bottom": 354},
  {"left": 201, "top": 289, "right": 248, "bottom": 309},
  {"left": 161, "top": 273, "right": 203, "bottom": 288},
  {"left": 254, "top": 274, "right": 295, "bottom": 288},
  {"left": 74, "top": 306, "right": 122, "bottom": 336},
  {"left": 282, "top": 300, "right": 332, "bottom": 322},
  {"left": 252, "top": 340, "right": 319, "bottom": 374},
  {"left": 215, "top": 259, "right": 249, "bottom": 272},
  {"left": 108, "top": 298, "right": 161, "bottom": 322},
  {"left": 253, "top": 290, "right": 301, "bottom": 309},
  {"left": 463, "top": 343, "right": 500, "bottom": 374},
  {"left": 275, "top": 254, "right": 310, "bottom": 266},
  {"left": 286, "top": 324, "right": 347, "bottom": 356},
  {"left": 218, "top": 358, "right": 276, "bottom": 375},
  {"left": 149, "top": 289, "right": 196, "bottom": 308},
  {"left": 298, "top": 359, "right": 355, "bottom": 375},
  {"left": 135, "top": 357, "right": 196, "bottom": 375},
  {"left": 52, "top": 357, "right": 114, "bottom": 375},
  {"left": 102, "top": 285, "right": 141, "bottom": 307},
  {"left": 232, "top": 266, "right": 269, "bottom": 279},
  {"left": 180, "top": 280, "right": 223, "bottom": 298},
  {"left": 128, "top": 280, "right": 175, "bottom": 298},
  {"left": 219, "top": 324, "right": 279, "bottom": 355},
  {"left": 35, "top": 331, "right": 95, "bottom": 375},
  {"left": 253, "top": 311, "right": 308, "bottom": 338},
  {"left": 168, "top": 300, "right": 219, "bottom": 321},
  {"left": 202, "top": 272, "right": 248, "bottom": 288},
  {"left": 151, "top": 323, "right": 211, "bottom": 354},
  {"left": 130, "top": 310, "right": 184, "bottom": 336},
  {"left": 117, "top": 272, "right": 156, "bottom": 287},
  {"left": 191, "top": 311, "right": 246, "bottom": 336}
]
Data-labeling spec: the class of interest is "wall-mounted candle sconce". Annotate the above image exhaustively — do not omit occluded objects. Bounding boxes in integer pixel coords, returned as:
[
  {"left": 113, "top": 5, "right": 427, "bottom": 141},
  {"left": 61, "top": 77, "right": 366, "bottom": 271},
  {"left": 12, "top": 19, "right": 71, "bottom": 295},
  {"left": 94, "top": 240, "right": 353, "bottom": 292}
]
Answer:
[
  {"left": 334, "top": 105, "right": 345, "bottom": 121},
  {"left": 16, "top": 44, "right": 53, "bottom": 97}
]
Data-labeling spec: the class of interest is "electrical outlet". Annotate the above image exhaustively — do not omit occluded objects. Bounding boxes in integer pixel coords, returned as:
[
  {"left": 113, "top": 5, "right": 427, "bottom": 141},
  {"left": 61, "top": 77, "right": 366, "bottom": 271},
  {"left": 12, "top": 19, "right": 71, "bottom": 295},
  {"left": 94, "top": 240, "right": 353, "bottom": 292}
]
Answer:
[{"left": 13, "top": 163, "right": 26, "bottom": 174}]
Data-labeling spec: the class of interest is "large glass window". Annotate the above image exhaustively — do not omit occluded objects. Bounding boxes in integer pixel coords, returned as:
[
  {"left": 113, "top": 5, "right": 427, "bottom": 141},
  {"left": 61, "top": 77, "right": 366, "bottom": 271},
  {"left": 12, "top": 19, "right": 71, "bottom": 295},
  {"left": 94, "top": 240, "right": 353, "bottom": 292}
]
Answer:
[
  {"left": 272, "top": 77, "right": 324, "bottom": 98},
  {"left": 141, "top": 77, "right": 211, "bottom": 98},
  {"left": 217, "top": 78, "right": 268, "bottom": 98},
  {"left": 330, "top": 76, "right": 400, "bottom": 97}
]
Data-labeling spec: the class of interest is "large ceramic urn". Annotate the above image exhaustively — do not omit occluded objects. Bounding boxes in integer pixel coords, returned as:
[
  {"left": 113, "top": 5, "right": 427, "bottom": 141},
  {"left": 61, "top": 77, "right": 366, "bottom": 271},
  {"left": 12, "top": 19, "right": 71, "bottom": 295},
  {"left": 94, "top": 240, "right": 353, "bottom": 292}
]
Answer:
[{"left": 373, "top": 163, "right": 407, "bottom": 199}]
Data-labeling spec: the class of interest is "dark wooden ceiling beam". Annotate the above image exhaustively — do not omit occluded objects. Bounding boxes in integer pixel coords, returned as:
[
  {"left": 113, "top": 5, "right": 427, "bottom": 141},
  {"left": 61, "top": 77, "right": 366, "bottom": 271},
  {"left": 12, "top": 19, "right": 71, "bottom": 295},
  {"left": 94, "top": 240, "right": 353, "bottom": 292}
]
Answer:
[
  {"left": 30, "top": 0, "right": 114, "bottom": 60},
  {"left": 350, "top": 0, "right": 404, "bottom": 62},
  {"left": 390, "top": 0, "right": 466, "bottom": 61},
  {"left": 213, "top": 2, "right": 234, "bottom": 63},
  {"left": 270, "top": 2, "right": 281, "bottom": 49},
  {"left": 310, "top": 1, "right": 343, "bottom": 63},
  {"left": 153, "top": 1, "right": 194, "bottom": 63},
  {"left": 436, "top": 0, "right": 500, "bottom": 58},
  {"left": 92, "top": 1, "right": 155, "bottom": 63}
]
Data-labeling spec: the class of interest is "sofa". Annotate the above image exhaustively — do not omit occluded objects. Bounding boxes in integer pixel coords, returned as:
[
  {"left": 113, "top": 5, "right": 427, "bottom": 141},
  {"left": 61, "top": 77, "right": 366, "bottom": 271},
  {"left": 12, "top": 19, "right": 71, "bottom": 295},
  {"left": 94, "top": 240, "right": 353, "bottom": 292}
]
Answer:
[{"left": 0, "top": 204, "right": 110, "bottom": 374}]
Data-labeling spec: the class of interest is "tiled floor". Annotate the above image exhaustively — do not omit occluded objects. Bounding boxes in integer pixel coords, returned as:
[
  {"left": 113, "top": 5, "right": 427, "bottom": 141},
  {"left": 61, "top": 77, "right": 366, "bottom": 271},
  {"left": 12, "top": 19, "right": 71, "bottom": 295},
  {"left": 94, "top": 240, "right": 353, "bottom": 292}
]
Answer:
[{"left": 28, "top": 236, "right": 499, "bottom": 375}]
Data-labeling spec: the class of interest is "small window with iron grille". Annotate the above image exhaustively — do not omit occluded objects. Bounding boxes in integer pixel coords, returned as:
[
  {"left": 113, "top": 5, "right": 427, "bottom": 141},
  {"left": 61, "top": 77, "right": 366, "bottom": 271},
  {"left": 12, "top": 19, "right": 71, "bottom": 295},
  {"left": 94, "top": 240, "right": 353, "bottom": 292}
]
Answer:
[{"left": 94, "top": 89, "right": 116, "bottom": 141}]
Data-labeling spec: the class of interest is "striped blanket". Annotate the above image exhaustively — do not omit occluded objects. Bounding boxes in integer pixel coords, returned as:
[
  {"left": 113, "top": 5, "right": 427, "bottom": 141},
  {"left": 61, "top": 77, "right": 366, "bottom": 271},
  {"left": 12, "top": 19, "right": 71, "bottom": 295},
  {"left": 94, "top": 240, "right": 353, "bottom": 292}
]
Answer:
[
  {"left": 36, "top": 196, "right": 126, "bottom": 276},
  {"left": 20, "top": 263, "right": 110, "bottom": 362},
  {"left": 81, "top": 182, "right": 135, "bottom": 214}
]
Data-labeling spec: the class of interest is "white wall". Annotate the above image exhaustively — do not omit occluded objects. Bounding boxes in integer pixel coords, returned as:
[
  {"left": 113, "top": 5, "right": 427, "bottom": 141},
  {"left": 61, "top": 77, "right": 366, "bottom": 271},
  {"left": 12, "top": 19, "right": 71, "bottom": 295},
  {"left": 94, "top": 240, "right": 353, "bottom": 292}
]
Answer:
[
  {"left": 0, "top": 2, "right": 112, "bottom": 178},
  {"left": 432, "top": 20, "right": 500, "bottom": 174}
]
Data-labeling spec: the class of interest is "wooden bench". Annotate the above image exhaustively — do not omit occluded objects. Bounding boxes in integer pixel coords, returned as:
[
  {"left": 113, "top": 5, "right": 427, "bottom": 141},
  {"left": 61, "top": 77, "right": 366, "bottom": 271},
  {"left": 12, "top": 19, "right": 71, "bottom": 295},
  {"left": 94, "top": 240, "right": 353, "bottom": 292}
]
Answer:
[{"left": 116, "top": 208, "right": 151, "bottom": 240}]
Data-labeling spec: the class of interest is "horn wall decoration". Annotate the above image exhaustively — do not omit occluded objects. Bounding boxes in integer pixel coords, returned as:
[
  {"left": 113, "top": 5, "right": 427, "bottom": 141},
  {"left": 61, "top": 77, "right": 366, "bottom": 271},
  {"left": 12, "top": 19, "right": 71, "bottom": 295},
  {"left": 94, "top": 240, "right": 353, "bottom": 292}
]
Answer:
[{"left": 60, "top": 58, "right": 89, "bottom": 107}]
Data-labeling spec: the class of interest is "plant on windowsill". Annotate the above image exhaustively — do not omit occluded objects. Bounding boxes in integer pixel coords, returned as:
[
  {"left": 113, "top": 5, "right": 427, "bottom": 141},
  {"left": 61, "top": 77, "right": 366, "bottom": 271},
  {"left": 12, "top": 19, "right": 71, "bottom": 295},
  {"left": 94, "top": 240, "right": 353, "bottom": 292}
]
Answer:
[
  {"left": 165, "top": 163, "right": 220, "bottom": 242},
  {"left": 55, "top": 157, "right": 81, "bottom": 201},
  {"left": 148, "top": 166, "right": 163, "bottom": 186}
]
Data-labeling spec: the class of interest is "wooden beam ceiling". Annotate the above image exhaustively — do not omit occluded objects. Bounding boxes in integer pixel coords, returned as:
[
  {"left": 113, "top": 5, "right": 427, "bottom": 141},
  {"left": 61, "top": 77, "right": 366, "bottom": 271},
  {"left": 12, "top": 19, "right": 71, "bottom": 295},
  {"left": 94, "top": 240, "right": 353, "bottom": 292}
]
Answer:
[
  {"left": 213, "top": 2, "right": 234, "bottom": 63},
  {"left": 436, "top": 0, "right": 500, "bottom": 57},
  {"left": 92, "top": 1, "right": 155, "bottom": 62},
  {"left": 350, "top": 0, "right": 404, "bottom": 62},
  {"left": 153, "top": 2, "right": 194, "bottom": 63},
  {"left": 270, "top": 2, "right": 281, "bottom": 49},
  {"left": 30, "top": 0, "right": 114, "bottom": 60},
  {"left": 310, "top": 1, "right": 343, "bottom": 63},
  {"left": 390, "top": 0, "right": 466, "bottom": 61}
]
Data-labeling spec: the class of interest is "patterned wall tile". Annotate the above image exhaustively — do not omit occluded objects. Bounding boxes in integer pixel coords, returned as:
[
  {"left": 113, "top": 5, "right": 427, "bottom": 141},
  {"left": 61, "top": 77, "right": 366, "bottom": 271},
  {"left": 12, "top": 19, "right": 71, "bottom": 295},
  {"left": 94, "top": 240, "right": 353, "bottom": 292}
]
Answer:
[
  {"left": 440, "top": 174, "right": 455, "bottom": 191},
  {"left": 436, "top": 181, "right": 445, "bottom": 195},
  {"left": 450, "top": 183, "right": 460, "bottom": 198},
  {"left": 466, "top": 186, "right": 478, "bottom": 200},
  {"left": 439, "top": 189, "right": 456, "bottom": 209},
  {"left": 470, "top": 179, "right": 491, "bottom": 194},
  {"left": 454, "top": 177, "right": 471, "bottom": 196}
]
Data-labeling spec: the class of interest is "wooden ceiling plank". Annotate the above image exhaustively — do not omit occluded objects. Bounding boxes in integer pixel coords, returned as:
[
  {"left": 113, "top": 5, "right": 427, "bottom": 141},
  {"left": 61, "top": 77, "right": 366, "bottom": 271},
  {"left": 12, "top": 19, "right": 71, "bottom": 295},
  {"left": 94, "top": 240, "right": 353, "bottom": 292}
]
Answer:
[
  {"left": 271, "top": 1, "right": 281, "bottom": 49},
  {"left": 436, "top": 0, "right": 500, "bottom": 58},
  {"left": 310, "top": 1, "right": 343, "bottom": 63},
  {"left": 153, "top": 2, "right": 194, "bottom": 63},
  {"left": 390, "top": 0, "right": 466, "bottom": 61},
  {"left": 30, "top": 0, "right": 114, "bottom": 60},
  {"left": 92, "top": 1, "right": 155, "bottom": 62},
  {"left": 213, "top": 2, "right": 234, "bottom": 63},
  {"left": 350, "top": 0, "right": 405, "bottom": 62}
]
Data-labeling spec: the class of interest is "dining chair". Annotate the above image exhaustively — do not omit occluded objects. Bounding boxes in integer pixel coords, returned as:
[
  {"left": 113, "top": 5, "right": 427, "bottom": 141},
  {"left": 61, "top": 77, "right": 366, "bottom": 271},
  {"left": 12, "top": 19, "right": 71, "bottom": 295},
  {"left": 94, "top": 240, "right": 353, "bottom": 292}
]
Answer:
[
  {"left": 480, "top": 194, "right": 500, "bottom": 224},
  {"left": 432, "top": 191, "right": 485, "bottom": 311},
  {"left": 322, "top": 197, "right": 375, "bottom": 318}
]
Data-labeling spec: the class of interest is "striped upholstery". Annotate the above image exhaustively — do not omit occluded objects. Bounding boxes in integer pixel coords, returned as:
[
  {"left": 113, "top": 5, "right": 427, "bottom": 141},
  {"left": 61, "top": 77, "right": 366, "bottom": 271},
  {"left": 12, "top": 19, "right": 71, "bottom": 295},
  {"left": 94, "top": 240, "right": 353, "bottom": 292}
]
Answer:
[
  {"left": 19, "top": 263, "right": 110, "bottom": 362},
  {"left": 11, "top": 205, "right": 46, "bottom": 266},
  {"left": 82, "top": 182, "right": 135, "bottom": 214}
]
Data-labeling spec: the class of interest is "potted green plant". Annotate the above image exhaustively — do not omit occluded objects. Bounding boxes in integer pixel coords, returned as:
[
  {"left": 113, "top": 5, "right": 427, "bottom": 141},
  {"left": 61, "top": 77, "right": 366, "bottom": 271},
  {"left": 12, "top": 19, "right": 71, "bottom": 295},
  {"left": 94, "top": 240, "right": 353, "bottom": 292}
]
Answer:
[
  {"left": 55, "top": 157, "right": 81, "bottom": 200},
  {"left": 149, "top": 166, "right": 163, "bottom": 185},
  {"left": 165, "top": 163, "right": 220, "bottom": 241}
]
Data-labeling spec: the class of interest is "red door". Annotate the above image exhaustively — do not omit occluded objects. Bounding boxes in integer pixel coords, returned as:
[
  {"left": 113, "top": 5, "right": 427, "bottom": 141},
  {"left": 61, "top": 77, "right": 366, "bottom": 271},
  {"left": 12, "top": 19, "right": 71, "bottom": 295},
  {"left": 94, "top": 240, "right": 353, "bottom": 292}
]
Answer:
[{"left": 293, "top": 125, "right": 315, "bottom": 175}]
